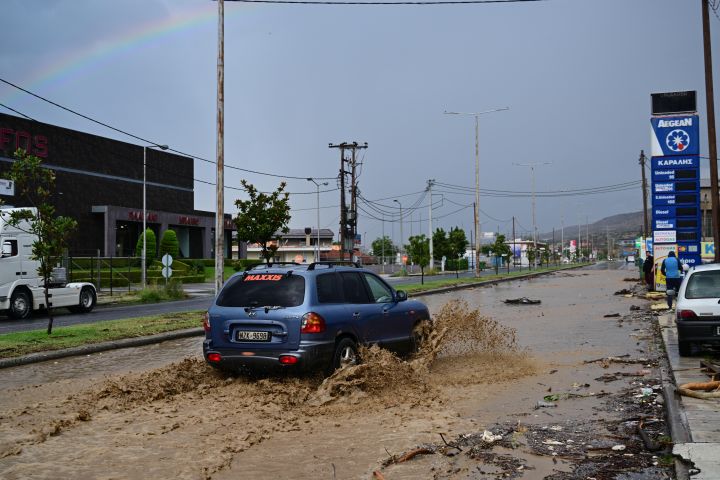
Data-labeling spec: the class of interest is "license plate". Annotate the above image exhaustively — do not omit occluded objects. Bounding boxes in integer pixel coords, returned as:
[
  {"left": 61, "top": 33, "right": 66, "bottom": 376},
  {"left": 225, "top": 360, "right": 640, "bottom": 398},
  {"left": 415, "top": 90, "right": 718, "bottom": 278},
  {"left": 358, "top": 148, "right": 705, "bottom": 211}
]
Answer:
[
  {"left": 716, "top": 326, "right": 720, "bottom": 336},
  {"left": 236, "top": 330, "right": 271, "bottom": 342}
]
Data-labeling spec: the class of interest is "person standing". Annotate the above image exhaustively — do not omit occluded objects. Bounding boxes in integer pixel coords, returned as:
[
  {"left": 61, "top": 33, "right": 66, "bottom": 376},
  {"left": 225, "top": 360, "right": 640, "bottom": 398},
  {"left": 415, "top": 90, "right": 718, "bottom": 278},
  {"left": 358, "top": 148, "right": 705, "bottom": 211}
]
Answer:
[
  {"left": 643, "top": 250, "right": 654, "bottom": 291},
  {"left": 661, "top": 251, "right": 682, "bottom": 309}
]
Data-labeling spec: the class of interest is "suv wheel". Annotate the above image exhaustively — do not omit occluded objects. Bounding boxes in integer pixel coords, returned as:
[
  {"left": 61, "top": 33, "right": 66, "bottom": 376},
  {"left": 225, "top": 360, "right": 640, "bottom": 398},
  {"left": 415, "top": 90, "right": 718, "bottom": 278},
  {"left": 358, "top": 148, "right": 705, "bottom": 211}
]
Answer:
[
  {"left": 678, "top": 340, "right": 692, "bottom": 357},
  {"left": 328, "top": 338, "right": 358, "bottom": 374},
  {"left": 411, "top": 320, "right": 431, "bottom": 354}
]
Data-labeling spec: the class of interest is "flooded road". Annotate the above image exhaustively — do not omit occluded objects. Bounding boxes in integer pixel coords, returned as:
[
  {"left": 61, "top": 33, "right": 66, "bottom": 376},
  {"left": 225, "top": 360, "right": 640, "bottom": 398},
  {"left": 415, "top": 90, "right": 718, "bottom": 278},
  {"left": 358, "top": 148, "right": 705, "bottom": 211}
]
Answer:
[{"left": 0, "top": 267, "right": 673, "bottom": 479}]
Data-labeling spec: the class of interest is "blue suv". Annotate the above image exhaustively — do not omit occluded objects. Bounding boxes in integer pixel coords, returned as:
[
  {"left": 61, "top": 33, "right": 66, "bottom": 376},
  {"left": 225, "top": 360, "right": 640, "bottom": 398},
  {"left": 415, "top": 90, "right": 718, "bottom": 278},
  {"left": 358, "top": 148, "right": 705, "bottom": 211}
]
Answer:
[{"left": 202, "top": 262, "right": 430, "bottom": 373}]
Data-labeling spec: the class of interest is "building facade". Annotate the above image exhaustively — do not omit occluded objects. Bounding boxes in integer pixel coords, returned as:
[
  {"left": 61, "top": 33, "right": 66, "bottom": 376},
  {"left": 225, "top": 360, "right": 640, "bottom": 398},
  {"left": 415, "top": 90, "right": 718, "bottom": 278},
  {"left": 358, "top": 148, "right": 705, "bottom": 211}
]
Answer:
[
  {"left": 244, "top": 228, "right": 334, "bottom": 263},
  {"left": 0, "top": 112, "right": 235, "bottom": 258}
]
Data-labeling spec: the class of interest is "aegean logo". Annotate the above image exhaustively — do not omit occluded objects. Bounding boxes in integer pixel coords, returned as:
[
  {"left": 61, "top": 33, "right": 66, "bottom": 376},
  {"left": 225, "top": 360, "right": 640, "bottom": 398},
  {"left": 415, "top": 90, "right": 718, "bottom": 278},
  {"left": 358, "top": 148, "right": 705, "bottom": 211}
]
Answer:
[{"left": 666, "top": 129, "right": 690, "bottom": 152}]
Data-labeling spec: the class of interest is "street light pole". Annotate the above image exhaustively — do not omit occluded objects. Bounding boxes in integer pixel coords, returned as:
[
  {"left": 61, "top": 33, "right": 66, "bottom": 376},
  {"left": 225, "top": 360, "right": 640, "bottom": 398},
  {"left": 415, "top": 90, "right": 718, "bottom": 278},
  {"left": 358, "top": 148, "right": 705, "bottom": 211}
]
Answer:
[
  {"left": 307, "top": 178, "right": 328, "bottom": 262},
  {"left": 444, "top": 107, "right": 509, "bottom": 277},
  {"left": 142, "top": 144, "right": 168, "bottom": 289},
  {"left": 513, "top": 162, "right": 551, "bottom": 269}
]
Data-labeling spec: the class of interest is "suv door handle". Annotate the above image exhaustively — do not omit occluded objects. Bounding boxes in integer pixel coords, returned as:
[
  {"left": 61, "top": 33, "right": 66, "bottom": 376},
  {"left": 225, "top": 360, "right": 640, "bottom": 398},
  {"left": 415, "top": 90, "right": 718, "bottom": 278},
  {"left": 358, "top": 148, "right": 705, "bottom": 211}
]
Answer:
[
  {"left": 382, "top": 308, "right": 389, "bottom": 315},
  {"left": 352, "top": 312, "right": 360, "bottom": 318}
]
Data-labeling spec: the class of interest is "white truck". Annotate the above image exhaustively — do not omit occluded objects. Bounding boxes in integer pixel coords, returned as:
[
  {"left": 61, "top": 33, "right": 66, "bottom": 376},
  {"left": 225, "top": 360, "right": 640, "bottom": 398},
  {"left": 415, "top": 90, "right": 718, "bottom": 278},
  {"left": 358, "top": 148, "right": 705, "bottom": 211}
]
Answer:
[{"left": 0, "top": 207, "right": 96, "bottom": 319}]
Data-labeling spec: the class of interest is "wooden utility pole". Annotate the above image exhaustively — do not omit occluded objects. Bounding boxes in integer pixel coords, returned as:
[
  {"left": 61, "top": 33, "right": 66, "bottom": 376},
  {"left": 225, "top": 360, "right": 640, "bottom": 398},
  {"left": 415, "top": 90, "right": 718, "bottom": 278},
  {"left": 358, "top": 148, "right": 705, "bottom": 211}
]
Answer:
[
  {"left": 639, "top": 150, "right": 649, "bottom": 239},
  {"left": 214, "top": 0, "right": 225, "bottom": 295},
  {"left": 702, "top": 0, "right": 720, "bottom": 262}
]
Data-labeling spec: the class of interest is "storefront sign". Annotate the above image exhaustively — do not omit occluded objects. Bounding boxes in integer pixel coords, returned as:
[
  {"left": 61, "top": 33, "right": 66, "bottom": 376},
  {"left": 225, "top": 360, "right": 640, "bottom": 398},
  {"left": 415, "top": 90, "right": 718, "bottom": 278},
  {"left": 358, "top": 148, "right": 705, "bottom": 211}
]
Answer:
[
  {"left": 651, "top": 115, "right": 699, "bottom": 157},
  {"left": 128, "top": 211, "right": 158, "bottom": 222},
  {"left": 0, "top": 127, "right": 48, "bottom": 158},
  {"left": 179, "top": 215, "right": 200, "bottom": 226},
  {"left": 0, "top": 178, "right": 13, "bottom": 196},
  {"left": 654, "top": 230, "right": 676, "bottom": 243},
  {"left": 654, "top": 218, "right": 675, "bottom": 230}
]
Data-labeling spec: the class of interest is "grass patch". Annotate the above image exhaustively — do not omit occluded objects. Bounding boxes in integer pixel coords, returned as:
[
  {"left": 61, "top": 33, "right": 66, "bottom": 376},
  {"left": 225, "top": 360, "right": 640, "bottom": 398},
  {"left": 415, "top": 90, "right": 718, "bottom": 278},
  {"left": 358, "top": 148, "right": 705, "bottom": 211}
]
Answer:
[
  {"left": 0, "top": 311, "right": 203, "bottom": 359},
  {"left": 398, "top": 264, "right": 589, "bottom": 294}
]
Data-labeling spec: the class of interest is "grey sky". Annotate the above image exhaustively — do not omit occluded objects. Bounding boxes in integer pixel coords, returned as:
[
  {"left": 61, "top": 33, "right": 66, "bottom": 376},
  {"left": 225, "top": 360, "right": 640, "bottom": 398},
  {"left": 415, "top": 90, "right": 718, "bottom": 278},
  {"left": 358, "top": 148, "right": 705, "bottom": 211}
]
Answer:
[{"left": 0, "top": 0, "right": 716, "bottom": 246}]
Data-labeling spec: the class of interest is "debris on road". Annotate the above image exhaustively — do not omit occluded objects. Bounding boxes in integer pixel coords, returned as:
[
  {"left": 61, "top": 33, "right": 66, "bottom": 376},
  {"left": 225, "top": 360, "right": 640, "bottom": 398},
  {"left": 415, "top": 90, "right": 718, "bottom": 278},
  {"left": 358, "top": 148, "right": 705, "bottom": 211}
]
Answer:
[
  {"left": 604, "top": 313, "right": 621, "bottom": 317},
  {"left": 503, "top": 297, "right": 541, "bottom": 305},
  {"left": 678, "top": 380, "right": 720, "bottom": 400},
  {"left": 614, "top": 288, "right": 633, "bottom": 295}
]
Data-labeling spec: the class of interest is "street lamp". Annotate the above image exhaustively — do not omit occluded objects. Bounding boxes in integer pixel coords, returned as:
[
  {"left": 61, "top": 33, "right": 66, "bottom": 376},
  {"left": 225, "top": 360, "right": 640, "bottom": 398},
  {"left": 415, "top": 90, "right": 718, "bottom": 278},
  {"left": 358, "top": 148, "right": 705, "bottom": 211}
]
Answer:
[
  {"left": 307, "top": 178, "right": 328, "bottom": 262},
  {"left": 142, "top": 144, "right": 168, "bottom": 289},
  {"left": 513, "top": 162, "right": 551, "bottom": 269},
  {"left": 444, "top": 107, "right": 509, "bottom": 277}
]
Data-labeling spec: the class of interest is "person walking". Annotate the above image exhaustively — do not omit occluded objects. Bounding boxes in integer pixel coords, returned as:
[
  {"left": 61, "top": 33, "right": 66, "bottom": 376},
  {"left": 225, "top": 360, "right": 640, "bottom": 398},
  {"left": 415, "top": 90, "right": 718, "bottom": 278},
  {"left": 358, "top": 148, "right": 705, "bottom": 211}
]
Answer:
[
  {"left": 661, "top": 251, "right": 682, "bottom": 309},
  {"left": 643, "top": 250, "right": 654, "bottom": 291}
]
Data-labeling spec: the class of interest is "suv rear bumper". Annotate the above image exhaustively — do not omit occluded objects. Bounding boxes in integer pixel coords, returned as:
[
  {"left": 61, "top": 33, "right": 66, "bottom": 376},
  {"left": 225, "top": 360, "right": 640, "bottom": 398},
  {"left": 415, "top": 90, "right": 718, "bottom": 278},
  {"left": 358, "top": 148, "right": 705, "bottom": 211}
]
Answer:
[
  {"left": 676, "top": 320, "right": 720, "bottom": 344},
  {"left": 203, "top": 338, "right": 335, "bottom": 371}
]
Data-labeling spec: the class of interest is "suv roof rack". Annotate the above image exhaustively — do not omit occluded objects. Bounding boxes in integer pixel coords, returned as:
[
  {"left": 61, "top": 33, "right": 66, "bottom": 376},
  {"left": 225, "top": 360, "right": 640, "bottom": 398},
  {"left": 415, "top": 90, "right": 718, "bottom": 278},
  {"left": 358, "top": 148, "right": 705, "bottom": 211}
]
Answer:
[
  {"left": 249, "top": 262, "right": 300, "bottom": 270},
  {"left": 307, "top": 261, "right": 361, "bottom": 271}
]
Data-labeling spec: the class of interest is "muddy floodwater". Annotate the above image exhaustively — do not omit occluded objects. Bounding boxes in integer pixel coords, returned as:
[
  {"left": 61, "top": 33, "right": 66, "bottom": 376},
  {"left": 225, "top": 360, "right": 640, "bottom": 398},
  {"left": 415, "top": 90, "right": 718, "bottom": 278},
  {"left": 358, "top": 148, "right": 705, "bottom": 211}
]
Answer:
[{"left": 0, "top": 268, "right": 674, "bottom": 479}]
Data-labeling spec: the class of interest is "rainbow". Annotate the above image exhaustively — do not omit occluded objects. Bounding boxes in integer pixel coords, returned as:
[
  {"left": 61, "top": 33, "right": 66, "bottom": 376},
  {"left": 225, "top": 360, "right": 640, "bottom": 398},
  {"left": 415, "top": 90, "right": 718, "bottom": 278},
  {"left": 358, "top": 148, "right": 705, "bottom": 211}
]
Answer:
[{"left": 2, "top": 3, "right": 247, "bottom": 103}]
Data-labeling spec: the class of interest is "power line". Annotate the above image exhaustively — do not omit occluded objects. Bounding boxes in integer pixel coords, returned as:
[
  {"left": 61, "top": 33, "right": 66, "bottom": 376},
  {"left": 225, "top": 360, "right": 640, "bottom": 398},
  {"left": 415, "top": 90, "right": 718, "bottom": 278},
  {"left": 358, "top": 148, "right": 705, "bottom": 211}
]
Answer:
[
  {"left": 0, "top": 78, "right": 336, "bottom": 181},
  {"left": 224, "top": 0, "right": 543, "bottom": 4},
  {"left": 0, "top": 102, "right": 35, "bottom": 121}
]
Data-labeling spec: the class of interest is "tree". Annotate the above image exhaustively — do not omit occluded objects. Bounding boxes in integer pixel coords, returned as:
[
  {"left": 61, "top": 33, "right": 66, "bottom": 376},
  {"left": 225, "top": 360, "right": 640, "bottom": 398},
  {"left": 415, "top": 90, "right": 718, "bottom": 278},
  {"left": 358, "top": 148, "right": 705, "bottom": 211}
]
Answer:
[
  {"left": 135, "top": 229, "right": 157, "bottom": 261},
  {"left": 5, "top": 149, "right": 77, "bottom": 335},
  {"left": 159, "top": 229, "right": 179, "bottom": 259},
  {"left": 447, "top": 227, "right": 468, "bottom": 260},
  {"left": 406, "top": 234, "right": 430, "bottom": 284},
  {"left": 371, "top": 236, "right": 397, "bottom": 262},
  {"left": 489, "top": 234, "right": 512, "bottom": 274},
  {"left": 432, "top": 228, "right": 450, "bottom": 262},
  {"left": 234, "top": 180, "right": 291, "bottom": 264},
  {"left": 526, "top": 244, "right": 537, "bottom": 269}
]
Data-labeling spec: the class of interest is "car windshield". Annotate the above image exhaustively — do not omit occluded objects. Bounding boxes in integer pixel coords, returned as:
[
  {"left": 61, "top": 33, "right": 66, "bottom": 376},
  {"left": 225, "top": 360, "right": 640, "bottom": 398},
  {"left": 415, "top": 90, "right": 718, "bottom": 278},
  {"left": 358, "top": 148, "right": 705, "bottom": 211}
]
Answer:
[
  {"left": 216, "top": 274, "right": 305, "bottom": 307},
  {"left": 685, "top": 270, "right": 720, "bottom": 299}
]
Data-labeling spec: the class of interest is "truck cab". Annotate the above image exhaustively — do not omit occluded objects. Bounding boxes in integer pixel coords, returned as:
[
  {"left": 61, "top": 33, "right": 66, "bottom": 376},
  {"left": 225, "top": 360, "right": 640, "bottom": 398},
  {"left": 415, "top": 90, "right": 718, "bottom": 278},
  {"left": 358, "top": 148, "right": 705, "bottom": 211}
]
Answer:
[{"left": 0, "top": 207, "right": 96, "bottom": 319}]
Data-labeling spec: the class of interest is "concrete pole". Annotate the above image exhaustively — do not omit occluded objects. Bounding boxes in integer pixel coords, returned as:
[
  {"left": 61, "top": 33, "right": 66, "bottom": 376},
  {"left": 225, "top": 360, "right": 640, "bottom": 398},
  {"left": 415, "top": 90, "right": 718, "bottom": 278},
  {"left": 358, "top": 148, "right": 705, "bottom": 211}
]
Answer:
[
  {"left": 214, "top": 0, "right": 225, "bottom": 295},
  {"left": 427, "top": 180, "right": 434, "bottom": 269},
  {"left": 142, "top": 146, "right": 146, "bottom": 289}
]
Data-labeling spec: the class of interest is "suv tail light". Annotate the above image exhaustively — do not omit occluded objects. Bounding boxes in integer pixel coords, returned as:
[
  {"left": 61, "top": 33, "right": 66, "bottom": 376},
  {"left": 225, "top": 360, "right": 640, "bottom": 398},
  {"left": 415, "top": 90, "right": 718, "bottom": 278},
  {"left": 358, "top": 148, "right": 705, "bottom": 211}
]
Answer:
[
  {"left": 301, "top": 312, "right": 326, "bottom": 334},
  {"left": 677, "top": 309, "right": 698, "bottom": 320},
  {"left": 202, "top": 311, "right": 211, "bottom": 332}
]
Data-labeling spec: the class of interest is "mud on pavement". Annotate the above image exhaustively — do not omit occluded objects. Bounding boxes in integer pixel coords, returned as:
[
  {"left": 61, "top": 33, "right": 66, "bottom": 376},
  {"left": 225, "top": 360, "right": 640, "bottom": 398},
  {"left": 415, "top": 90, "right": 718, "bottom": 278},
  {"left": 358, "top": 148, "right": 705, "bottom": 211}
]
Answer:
[{"left": 0, "top": 268, "right": 677, "bottom": 479}]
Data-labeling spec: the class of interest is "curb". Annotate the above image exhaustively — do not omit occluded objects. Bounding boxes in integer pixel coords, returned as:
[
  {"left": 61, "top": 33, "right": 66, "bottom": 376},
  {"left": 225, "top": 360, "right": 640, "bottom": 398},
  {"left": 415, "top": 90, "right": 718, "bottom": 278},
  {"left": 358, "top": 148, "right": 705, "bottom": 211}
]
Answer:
[
  {"left": 1, "top": 264, "right": 590, "bottom": 369},
  {"left": 0, "top": 327, "right": 204, "bottom": 369},
  {"left": 409, "top": 264, "right": 590, "bottom": 297}
]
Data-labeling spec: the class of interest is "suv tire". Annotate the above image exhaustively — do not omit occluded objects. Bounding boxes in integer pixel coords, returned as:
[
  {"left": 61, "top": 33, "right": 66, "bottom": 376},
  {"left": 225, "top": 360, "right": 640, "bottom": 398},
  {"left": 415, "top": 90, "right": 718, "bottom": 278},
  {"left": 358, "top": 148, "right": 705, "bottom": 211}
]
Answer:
[{"left": 328, "top": 338, "right": 358, "bottom": 374}]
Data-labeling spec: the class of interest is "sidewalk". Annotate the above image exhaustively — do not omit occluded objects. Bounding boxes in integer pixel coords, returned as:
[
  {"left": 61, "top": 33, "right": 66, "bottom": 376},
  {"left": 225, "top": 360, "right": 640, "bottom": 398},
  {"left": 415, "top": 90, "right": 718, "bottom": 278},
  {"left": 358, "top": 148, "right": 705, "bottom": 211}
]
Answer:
[{"left": 658, "top": 311, "right": 720, "bottom": 479}]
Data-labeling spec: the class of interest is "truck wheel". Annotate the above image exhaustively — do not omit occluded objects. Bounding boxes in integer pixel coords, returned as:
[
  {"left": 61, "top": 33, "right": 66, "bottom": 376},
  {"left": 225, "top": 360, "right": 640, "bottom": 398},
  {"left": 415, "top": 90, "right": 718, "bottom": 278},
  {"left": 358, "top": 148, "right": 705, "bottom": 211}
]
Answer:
[
  {"left": 9, "top": 290, "right": 32, "bottom": 319},
  {"left": 70, "top": 287, "right": 96, "bottom": 314}
]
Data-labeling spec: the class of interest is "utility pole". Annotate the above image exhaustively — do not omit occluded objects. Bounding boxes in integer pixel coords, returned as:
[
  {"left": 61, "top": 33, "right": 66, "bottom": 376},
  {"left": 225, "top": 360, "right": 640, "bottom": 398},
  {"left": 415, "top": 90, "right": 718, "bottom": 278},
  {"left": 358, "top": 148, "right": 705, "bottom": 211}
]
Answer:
[
  {"left": 561, "top": 216, "right": 564, "bottom": 262},
  {"left": 512, "top": 216, "right": 516, "bottom": 269},
  {"left": 702, "top": 0, "right": 720, "bottom": 262},
  {"left": 607, "top": 226, "right": 610, "bottom": 261},
  {"left": 514, "top": 162, "right": 550, "bottom": 268},
  {"left": 394, "top": 199, "right": 404, "bottom": 267},
  {"left": 639, "top": 150, "right": 649, "bottom": 239},
  {"left": 329, "top": 142, "right": 368, "bottom": 262},
  {"left": 381, "top": 214, "right": 385, "bottom": 273},
  {"left": 427, "top": 179, "right": 435, "bottom": 268},
  {"left": 214, "top": 0, "right": 225, "bottom": 296}
]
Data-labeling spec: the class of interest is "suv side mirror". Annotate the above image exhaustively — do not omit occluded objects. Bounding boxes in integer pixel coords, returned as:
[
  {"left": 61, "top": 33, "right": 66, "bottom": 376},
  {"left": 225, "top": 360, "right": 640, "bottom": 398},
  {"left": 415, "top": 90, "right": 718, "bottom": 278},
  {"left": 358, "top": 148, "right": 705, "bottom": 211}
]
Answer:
[
  {"left": 395, "top": 290, "right": 408, "bottom": 302},
  {"left": 1, "top": 242, "right": 12, "bottom": 258}
]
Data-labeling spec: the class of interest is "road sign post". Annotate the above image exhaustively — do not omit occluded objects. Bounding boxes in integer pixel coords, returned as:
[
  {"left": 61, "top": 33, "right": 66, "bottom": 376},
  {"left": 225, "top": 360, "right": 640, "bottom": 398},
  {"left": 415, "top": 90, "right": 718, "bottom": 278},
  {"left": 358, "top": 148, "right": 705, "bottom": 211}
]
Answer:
[{"left": 161, "top": 254, "right": 173, "bottom": 286}]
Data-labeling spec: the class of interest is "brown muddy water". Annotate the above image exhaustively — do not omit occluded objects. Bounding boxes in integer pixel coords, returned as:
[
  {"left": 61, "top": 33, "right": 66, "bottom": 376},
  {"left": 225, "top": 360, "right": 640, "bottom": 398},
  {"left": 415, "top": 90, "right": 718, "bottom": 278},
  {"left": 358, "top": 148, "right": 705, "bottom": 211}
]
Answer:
[{"left": 0, "top": 268, "right": 672, "bottom": 479}]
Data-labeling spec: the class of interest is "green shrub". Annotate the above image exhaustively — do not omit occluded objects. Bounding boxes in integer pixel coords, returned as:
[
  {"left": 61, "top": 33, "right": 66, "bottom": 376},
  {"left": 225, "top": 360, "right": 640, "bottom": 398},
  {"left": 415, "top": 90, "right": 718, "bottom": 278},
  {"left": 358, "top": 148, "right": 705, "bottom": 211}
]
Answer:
[
  {"left": 159, "top": 229, "right": 180, "bottom": 259},
  {"left": 135, "top": 229, "right": 157, "bottom": 260},
  {"left": 233, "top": 259, "right": 263, "bottom": 271},
  {"left": 138, "top": 287, "right": 164, "bottom": 303},
  {"left": 164, "top": 280, "right": 184, "bottom": 300},
  {"left": 188, "top": 260, "right": 205, "bottom": 275},
  {"left": 446, "top": 258, "right": 468, "bottom": 271}
]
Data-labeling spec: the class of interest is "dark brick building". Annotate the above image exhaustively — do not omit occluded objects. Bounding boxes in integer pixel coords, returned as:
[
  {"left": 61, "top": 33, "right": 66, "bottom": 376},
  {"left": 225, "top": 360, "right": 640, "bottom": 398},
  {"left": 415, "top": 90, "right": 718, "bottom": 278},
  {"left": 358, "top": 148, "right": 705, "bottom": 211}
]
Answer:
[{"left": 0, "top": 112, "right": 236, "bottom": 258}]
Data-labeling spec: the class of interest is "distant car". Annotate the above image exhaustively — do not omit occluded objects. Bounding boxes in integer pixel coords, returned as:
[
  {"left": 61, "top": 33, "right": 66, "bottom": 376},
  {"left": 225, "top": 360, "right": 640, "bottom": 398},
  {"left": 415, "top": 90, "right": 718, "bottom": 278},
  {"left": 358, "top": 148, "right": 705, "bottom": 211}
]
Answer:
[
  {"left": 675, "top": 263, "right": 720, "bottom": 356},
  {"left": 626, "top": 255, "right": 636, "bottom": 263},
  {"left": 203, "top": 262, "right": 431, "bottom": 374}
]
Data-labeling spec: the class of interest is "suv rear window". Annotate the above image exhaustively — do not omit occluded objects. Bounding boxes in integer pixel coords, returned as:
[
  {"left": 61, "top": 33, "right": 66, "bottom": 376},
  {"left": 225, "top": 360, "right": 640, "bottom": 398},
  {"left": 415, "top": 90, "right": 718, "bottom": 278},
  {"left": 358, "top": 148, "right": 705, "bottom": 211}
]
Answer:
[
  {"left": 685, "top": 270, "right": 720, "bottom": 299},
  {"left": 216, "top": 274, "right": 305, "bottom": 307}
]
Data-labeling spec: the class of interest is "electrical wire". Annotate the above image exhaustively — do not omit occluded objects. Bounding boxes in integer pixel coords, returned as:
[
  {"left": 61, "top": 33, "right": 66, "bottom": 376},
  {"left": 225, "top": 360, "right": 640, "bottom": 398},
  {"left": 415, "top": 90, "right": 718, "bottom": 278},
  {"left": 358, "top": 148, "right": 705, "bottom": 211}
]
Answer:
[
  {"left": 0, "top": 102, "right": 35, "bottom": 121},
  {"left": 224, "top": 0, "right": 543, "bottom": 5},
  {"left": 0, "top": 77, "right": 336, "bottom": 181}
]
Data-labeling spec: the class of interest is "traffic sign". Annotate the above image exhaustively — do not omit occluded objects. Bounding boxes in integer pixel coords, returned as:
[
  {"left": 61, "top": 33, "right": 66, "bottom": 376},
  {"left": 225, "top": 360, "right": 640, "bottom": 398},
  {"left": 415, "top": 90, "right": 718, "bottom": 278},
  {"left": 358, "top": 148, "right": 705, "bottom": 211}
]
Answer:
[
  {"left": 162, "top": 254, "right": 173, "bottom": 267},
  {"left": 162, "top": 266, "right": 173, "bottom": 278}
]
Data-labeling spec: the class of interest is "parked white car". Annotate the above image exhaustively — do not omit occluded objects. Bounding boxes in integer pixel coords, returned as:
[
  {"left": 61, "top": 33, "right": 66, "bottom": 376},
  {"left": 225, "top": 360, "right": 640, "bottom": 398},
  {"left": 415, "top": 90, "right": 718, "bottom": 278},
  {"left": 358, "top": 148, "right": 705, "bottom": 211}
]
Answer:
[{"left": 675, "top": 263, "right": 720, "bottom": 357}]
